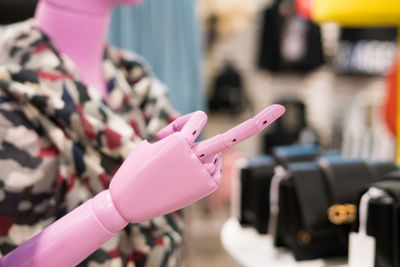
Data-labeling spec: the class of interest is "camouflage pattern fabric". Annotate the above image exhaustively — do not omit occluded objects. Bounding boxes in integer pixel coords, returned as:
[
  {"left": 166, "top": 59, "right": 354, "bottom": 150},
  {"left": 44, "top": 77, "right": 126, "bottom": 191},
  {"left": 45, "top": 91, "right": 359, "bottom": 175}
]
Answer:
[{"left": 0, "top": 20, "right": 184, "bottom": 267}]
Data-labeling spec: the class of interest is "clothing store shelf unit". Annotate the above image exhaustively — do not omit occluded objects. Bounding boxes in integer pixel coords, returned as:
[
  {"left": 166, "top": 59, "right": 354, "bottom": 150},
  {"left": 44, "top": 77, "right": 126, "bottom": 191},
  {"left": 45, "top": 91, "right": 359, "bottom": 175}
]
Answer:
[{"left": 311, "top": 0, "right": 400, "bottom": 163}]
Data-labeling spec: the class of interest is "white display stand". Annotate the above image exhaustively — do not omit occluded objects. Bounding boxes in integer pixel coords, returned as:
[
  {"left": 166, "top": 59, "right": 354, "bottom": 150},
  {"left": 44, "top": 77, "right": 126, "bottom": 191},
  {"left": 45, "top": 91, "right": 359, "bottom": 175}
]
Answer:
[{"left": 220, "top": 218, "right": 348, "bottom": 267}]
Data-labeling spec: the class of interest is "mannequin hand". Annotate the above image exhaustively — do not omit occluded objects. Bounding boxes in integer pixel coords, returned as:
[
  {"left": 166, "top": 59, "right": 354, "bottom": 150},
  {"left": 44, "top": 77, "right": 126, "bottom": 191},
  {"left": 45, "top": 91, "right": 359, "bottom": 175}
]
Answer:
[
  {"left": 156, "top": 111, "right": 222, "bottom": 181},
  {"left": 0, "top": 107, "right": 284, "bottom": 267},
  {"left": 109, "top": 105, "right": 284, "bottom": 223},
  {"left": 109, "top": 111, "right": 223, "bottom": 223}
]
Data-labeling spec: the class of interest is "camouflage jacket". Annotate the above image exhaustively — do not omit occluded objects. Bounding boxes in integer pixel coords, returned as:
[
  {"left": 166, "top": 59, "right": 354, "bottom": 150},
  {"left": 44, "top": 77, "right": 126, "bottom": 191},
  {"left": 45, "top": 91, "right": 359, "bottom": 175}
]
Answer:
[{"left": 0, "top": 20, "right": 183, "bottom": 267}]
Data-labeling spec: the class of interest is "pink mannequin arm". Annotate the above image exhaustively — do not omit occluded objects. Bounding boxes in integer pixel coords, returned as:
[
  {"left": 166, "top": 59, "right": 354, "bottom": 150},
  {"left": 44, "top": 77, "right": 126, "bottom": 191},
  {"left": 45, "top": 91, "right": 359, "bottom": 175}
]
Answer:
[
  {"left": 0, "top": 106, "right": 285, "bottom": 267},
  {"left": 0, "top": 191, "right": 127, "bottom": 267}
]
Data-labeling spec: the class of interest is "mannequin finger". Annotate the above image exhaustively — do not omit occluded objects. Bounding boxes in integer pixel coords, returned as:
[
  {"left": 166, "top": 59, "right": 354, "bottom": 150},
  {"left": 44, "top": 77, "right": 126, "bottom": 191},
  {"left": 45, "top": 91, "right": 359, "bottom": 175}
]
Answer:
[
  {"left": 211, "top": 156, "right": 223, "bottom": 185},
  {"left": 210, "top": 154, "right": 222, "bottom": 176},
  {"left": 191, "top": 104, "right": 285, "bottom": 158},
  {"left": 203, "top": 154, "right": 221, "bottom": 174},
  {"left": 200, "top": 153, "right": 214, "bottom": 164},
  {"left": 155, "top": 112, "right": 195, "bottom": 140},
  {"left": 180, "top": 111, "right": 207, "bottom": 145}
]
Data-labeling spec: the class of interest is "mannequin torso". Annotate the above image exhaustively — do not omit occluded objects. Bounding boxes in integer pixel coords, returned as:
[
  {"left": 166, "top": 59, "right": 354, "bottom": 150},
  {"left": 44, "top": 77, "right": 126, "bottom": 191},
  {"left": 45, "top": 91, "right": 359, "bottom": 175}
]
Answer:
[{"left": 34, "top": 0, "right": 142, "bottom": 101}]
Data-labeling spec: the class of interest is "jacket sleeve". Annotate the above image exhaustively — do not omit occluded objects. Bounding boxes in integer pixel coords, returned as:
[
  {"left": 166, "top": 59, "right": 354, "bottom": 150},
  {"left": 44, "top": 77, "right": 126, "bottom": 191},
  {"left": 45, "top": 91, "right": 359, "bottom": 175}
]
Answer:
[
  {"left": 0, "top": 90, "right": 127, "bottom": 266},
  {"left": 0, "top": 90, "right": 60, "bottom": 255}
]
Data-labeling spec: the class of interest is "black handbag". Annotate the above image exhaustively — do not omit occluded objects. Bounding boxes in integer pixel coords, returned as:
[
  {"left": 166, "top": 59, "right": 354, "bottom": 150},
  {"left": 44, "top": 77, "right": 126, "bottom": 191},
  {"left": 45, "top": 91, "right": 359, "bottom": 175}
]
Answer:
[
  {"left": 238, "top": 155, "right": 276, "bottom": 234},
  {"left": 237, "top": 145, "right": 319, "bottom": 234},
  {"left": 270, "top": 156, "right": 398, "bottom": 260},
  {"left": 357, "top": 172, "right": 400, "bottom": 267}
]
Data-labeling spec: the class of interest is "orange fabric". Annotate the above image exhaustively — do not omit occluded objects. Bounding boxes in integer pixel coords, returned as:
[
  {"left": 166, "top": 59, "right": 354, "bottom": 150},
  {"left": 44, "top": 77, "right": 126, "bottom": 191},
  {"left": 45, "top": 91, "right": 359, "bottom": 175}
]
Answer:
[{"left": 384, "top": 60, "right": 397, "bottom": 136}]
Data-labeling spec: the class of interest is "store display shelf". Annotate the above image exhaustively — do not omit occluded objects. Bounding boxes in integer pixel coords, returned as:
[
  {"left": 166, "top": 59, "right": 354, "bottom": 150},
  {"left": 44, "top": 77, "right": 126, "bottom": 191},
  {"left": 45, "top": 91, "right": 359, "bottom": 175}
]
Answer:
[{"left": 220, "top": 218, "right": 348, "bottom": 267}]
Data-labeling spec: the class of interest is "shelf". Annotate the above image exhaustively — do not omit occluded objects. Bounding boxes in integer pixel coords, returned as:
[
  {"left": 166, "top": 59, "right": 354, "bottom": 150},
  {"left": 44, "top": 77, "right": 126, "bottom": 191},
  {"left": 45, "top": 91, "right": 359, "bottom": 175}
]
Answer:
[{"left": 220, "top": 218, "right": 348, "bottom": 267}]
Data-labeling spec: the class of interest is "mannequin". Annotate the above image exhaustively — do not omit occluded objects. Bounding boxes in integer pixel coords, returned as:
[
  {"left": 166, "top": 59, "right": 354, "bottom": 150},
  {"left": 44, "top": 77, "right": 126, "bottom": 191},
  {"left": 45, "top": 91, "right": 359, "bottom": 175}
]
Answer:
[
  {"left": 35, "top": 0, "right": 143, "bottom": 101},
  {"left": 0, "top": 1, "right": 285, "bottom": 266},
  {"left": 1, "top": 1, "right": 223, "bottom": 266}
]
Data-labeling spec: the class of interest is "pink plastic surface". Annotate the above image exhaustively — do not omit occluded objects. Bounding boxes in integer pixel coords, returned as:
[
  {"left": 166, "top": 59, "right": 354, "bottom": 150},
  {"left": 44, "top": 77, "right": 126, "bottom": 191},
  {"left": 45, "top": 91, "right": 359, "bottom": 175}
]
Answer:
[
  {"left": 192, "top": 104, "right": 286, "bottom": 158},
  {"left": 42, "top": 0, "right": 143, "bottom": 15},
  {"left": 156, "top": 111, "right": 208, "bottom": 144},
  {"left": 0, "top": 191, "right": 128, "bottom": 267},
  {"left": 34, "top": 0, "right": 143, "bottom": 100},
  {"left": 0, "top": 131, "right": 220, "bottom": 266},
  {"left": 110, "top": 132, "right": 220, "bottom": 222}
]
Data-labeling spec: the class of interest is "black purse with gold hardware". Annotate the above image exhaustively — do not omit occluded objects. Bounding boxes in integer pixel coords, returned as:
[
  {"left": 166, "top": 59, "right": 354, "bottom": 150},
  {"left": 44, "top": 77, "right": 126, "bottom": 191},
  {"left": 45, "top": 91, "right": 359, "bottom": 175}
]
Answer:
[
  {"left": 357, "top": 172, "right": 400, "bottom": 267},
  {"left": 238, "top": 145, "right": 319, "bottom": 234},
  {"left": 270, "top": 156, "right": 397, "bottom": 260}
]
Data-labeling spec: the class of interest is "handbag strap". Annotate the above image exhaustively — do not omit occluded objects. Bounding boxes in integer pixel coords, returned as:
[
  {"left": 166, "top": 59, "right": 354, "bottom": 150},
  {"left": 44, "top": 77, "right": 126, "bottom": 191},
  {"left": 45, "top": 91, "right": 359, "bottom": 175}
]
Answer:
[
  {"left": 358, "top": 187, "right": 391, "bottom": 235},
  {"left": 268, "top": 165, "right": 290, "bottom": 238}
]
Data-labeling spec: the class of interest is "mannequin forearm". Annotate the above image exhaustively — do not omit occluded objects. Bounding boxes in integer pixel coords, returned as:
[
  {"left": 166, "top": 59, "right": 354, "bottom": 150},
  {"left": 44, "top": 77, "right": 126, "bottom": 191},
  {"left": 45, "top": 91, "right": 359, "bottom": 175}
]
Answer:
[{"left": 0, "top": 190, "right": 128, "bottom": 267}]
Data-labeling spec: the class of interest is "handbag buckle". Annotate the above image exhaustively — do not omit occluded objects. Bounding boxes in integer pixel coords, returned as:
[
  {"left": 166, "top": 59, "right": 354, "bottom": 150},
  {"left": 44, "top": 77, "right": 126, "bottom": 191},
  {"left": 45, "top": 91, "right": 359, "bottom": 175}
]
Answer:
[{"left": 327, "top": 204, "right": 356, "bottom": 225}]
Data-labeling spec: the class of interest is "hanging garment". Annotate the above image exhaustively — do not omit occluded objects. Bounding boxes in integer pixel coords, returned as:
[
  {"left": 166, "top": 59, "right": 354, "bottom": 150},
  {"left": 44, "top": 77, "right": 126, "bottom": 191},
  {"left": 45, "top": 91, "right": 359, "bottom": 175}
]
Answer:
[
  {"left": 0, "top": 20, "right": 183, "bottom": 267},
  {"left": 0, "top": 0, "right": 38, "bottom": 25},
  {"left": 332, "top": 27, "right": 397, "bottom": 75},
  {"left": 109, "top": 0, "right": 204, "bottom": 114},
  {"left": 341, "top": 85, "right": 396, "bottom": 161},
  {"left": 257, "top": 0, "right": 324, "bottom": 72}
]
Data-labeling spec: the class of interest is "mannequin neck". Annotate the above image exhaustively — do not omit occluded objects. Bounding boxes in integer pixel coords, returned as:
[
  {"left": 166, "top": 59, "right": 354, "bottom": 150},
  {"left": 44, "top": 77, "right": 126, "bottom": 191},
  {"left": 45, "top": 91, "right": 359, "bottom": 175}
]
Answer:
[{"left": 35, "top": 0, "right": 114, "bottom": 101}]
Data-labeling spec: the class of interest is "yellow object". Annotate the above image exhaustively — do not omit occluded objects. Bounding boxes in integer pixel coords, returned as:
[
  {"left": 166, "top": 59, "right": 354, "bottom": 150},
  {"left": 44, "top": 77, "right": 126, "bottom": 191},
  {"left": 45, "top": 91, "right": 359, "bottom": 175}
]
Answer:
[{"left": 312, "top": 0, "right": 400, "bottom": 26}]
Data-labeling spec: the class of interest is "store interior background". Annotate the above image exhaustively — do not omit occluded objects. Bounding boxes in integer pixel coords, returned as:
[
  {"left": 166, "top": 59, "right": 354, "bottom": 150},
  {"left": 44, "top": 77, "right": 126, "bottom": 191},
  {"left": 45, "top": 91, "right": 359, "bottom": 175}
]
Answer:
[
  {"left": 0, "top": 0, "right": 397, "bottom": 266},
  {"left": 186, "top": 1, "right": 396, "bottom": 265}
]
